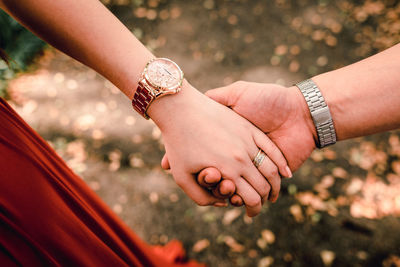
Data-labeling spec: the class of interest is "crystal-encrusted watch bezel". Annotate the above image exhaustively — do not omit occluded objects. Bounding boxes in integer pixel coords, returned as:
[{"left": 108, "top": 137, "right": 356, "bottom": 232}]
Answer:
[
  {"left": 143, "top": 58, "right": 184, "bottom": 96},
  {"left": 132, "top": 58, "right": 184, "bottom": 120}
]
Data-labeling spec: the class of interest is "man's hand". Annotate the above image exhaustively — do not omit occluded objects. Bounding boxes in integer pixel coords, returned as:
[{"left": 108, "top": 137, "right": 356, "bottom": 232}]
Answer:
[
  {"left": 206, "top": 81, "right": 316, "bottom": 172},
  {"left": 163, "top": 82, "right": 317, "bottom": 207}
]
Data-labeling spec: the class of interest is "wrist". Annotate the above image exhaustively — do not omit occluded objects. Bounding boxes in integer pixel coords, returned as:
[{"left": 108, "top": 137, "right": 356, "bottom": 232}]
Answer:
[
  {"left": 311, "top": 74, "right": 342, "bottom": 140},
  {"left": 289, "top": 85, "right": 318, "bottom": 149},
  {"left": 294, "top": 78, "right": 337, "bottom": 148},
  {"left": 146, "top": 80, "right": 201, "bottom": 130}
]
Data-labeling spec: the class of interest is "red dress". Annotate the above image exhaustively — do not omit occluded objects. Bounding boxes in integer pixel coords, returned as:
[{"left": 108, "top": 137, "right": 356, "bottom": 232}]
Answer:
[{"left": 0, "top": 98, "right": 204, "bottom": 267}]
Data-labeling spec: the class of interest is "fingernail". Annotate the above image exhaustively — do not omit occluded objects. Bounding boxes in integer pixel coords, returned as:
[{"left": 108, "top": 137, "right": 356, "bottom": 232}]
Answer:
[
  {"left": 203, "top": 174, "right": 213, "bottom": 185},
  {"left": 285, "top": 166, "right": 293, "bottom": 178},
  {"left": 214, "top": 202, "right": 228, "bottom": 207}
]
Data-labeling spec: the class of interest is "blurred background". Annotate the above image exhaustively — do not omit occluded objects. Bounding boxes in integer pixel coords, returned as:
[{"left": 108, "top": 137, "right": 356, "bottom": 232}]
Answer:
[{"left": 1, "top": 0, "right": 400, "bottom": 266}]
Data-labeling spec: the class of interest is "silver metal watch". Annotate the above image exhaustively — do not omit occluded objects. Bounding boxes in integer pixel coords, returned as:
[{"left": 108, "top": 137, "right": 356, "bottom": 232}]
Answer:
[{"left": 296, "top": 79, "right": 337, "bottom": 148}]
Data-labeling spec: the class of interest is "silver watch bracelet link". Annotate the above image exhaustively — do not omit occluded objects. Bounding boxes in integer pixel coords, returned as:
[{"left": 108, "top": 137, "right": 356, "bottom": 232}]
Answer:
[{"left": 295, "top": 79, "right": 337, "bottom": 148}]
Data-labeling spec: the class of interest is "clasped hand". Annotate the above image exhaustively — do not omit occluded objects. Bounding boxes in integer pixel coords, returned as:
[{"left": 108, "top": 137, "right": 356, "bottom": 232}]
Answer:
[{"left": 158, "top": 81, "right": 316, "bottom": 217}]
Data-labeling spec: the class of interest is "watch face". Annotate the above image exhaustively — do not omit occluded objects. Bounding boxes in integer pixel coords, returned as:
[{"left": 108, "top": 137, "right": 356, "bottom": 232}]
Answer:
[{"left": 145, "top": 58, "right": 183, "bottom": 91}]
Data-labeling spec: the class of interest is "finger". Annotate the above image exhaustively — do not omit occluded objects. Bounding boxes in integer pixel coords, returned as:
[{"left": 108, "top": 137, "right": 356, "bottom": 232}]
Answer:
[
  {"left": 241, "top": 162, "right": 272, "bottom": 204},
  {"left": 236, "top": 149, "right": 272, "bottom": 202},
  {"left": 205, "top": 85, "right": 236, "bottom": 107},
  {"left": 234, "top": 177, "right": 262, "bottom": 217},
  {"left": 173, "top": 169, "right": 226, "bottom": 206},
  {"left": 253, "top": 130, "right": 292, "bottom": 178},
  {"left": 197, "top": 167, "right": 222, "bottom": 188},
  {"left": 256, "top": 155, "right": 281, "bottom": 203},
  {"left": 212, "top": 179, "right": 236, "bottom": 199},
  {"left": 197, "top": 168, "right": 236, "bottom": 199},
  {"left": 229, "top": 194, "right": 244, "bottom": 207},
  {"left": 161, "top": 154, "right": 170, "bottom": 170}
]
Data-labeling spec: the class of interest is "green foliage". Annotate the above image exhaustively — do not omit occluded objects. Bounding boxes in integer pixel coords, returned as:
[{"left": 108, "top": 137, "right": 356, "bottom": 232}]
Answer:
[{"left": 0, "top": 9, "right": 46, "bottom": 97}]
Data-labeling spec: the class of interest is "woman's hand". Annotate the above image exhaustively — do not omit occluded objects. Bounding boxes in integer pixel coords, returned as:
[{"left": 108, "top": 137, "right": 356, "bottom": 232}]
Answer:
[
  {"left": 193, "top": 82, "right": 317, "bottom": 206},
  {"left": 150, "top": 82, "right": 290, "bottom": 217},
  {"left": 164, "top": 82, "right": 317, "bottom": 207}
]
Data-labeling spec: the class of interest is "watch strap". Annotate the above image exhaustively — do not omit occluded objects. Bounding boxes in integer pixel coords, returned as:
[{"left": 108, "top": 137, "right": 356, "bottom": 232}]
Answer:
[
  {"left": 296, "top": 79, "right": 337, "bottom": 148},
  {"left": 132, "top": 82, "right": 155, "bottom": 119}
]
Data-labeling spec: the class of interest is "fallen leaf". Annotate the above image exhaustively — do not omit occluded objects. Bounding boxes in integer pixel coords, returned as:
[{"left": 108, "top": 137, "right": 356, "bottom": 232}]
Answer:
[
  {"left": 323, "top": 149, "right": 337, "bottom": 160},
  {"left": 258, "top": 256, "right": 274, "bottom": 267},
  {"left": 261, "top": 229, "right": 275, "bottom": 244},
  {"left": 283, "top": 253, "right": 293, "bottom": 262},
  {"left": 289, "top": 60, "right": 300, "bottom": 72},
  {"left": 314, "top": 175, "right": 335, "bottom": 193},
  {"left": 192, "top": 239, "right": 210, "bottom": 253},
  {"left": 346, "top": 178, "right": 363, "bottom": 195},
  {"left": 382, "top": 254, "right": 400, "bottom": 267},
  {"left": 311, "top": 150, "right": 324, "bottom": 162},
  {"left": 248, "top": 249, "right": 258, "bottom": 258},
  {"left": 222, "top": 209, "right": 242, "bottom": 225},
  {"left": 149, "top": 192, "right": 159, "bottom": 203},
  {"left": 356, "top": 251, "right": 368, "bottom": 260},
  {"left": 320, "top": 250, "right": 335, "bottom": 266},
  {"left": 274, "top": 45, "right": 288, "bottom": 55},
  {"left": 224, "top": 236, "right": 245, "bottom": 253},
  {"left": 296, "top": 191, "right": 326, "bottom": 211},
  {"left": 290, "top": 204, "right": 304, "bottom": 223},
  {"left": 332, "top": 167, "right": 348, "bottom": 179},
  {"left": 257, "top": 238, "right": 267, "bottom": 250}
]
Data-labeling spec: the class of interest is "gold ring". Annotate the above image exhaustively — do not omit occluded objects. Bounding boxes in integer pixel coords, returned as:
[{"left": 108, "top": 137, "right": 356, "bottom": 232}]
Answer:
[{"left": 252, "top": 149, "right": 266, "bottom": 168}]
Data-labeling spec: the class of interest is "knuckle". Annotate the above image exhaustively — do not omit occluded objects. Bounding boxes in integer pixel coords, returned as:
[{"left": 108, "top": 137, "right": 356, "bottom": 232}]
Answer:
[
  {"left": 232, "top": 150, "right": 248, "bottom": 164},
  {"left": 261, "top": 183, "right": 271, "bottom": 196},
  {"left": 262, "top": 195, "right": 268, "bottom": 205},
  {"left": 264, "top": 182, "right": 271, "bottom": 191},
  {"left": 267, "top": 176, "right": 280, "bottom": 190},
  {"left": 267, "top": 165, "right": 279, "bottom": 178}
]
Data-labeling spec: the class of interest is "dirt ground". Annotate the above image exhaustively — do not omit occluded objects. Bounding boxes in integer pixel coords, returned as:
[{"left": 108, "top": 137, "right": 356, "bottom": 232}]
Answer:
[{"left": 7, "top": 1, "right": 400, "bottom": 266}]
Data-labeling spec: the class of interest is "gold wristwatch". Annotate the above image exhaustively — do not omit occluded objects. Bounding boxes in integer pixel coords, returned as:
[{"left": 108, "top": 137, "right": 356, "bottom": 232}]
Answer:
[{"left": 132, "top": 58, "right": 184, "bottom": 119}]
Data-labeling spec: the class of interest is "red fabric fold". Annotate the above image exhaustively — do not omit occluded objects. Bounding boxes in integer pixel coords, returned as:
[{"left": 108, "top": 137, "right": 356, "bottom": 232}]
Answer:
[{"left": 0, "top": 98, "right": 205, "bottom": 267}]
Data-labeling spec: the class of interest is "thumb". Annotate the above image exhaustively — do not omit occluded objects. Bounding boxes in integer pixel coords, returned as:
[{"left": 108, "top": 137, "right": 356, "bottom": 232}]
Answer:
[
  {"left": 205, "top": 85, "right": 236, "bottom": 107},
  {"left": 161, "top": 153, "right": 170, "bottom": 170}
]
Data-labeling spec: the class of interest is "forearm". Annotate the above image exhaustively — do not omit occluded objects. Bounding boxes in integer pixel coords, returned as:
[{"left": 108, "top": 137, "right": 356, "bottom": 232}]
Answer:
[
  {"left": 0, "top": 0, "right": 153, "bottom": 99},
  {"left": 312, "top": 44, "right": 400, "bottom": 140}
]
